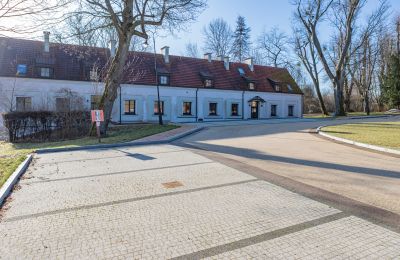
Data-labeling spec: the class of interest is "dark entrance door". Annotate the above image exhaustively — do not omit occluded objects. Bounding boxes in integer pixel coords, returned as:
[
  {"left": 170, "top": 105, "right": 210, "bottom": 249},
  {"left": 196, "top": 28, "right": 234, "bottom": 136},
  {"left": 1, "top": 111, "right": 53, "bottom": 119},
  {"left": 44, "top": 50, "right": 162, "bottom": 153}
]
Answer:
[{"left": 251, "top": 101, "right": 259, "bottom": 119}]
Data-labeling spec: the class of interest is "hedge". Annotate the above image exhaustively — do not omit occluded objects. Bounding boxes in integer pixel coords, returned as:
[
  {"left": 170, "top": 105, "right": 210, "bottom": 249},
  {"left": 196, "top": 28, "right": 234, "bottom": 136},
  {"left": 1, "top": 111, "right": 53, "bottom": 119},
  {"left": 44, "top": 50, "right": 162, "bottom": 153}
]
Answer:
[{"left": 2, "top": 111, "right": 91, "bottom": 142}]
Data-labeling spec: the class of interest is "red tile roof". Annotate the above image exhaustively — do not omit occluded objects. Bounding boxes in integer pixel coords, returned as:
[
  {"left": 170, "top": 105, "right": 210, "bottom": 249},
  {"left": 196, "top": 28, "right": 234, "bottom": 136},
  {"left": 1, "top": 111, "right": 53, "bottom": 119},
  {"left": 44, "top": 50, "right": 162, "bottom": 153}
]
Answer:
[{"left": 0, "top": 37, "right": 302, "bottom": 94}]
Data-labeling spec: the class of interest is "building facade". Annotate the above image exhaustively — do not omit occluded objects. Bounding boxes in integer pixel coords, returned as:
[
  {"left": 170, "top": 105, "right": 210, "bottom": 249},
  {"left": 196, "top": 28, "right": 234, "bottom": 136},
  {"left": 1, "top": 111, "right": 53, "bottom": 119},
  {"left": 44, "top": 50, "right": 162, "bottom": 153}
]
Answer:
[{"left": 0, "top": 35, "right": 303, "bottom": 125}]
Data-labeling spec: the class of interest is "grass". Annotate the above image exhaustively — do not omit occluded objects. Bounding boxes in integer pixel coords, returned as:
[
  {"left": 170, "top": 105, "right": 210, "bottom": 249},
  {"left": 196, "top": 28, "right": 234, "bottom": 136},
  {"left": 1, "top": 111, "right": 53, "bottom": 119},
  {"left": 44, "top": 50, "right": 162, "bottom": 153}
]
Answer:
[
  {"left": 0, "top": 124, "right": 179, "bottom": 188},
  {"left": 321, "top": 122, "right": 400, "bottom": 150},
  {"left": 303, "top": 111, "right": 392, "bottom": 119}
]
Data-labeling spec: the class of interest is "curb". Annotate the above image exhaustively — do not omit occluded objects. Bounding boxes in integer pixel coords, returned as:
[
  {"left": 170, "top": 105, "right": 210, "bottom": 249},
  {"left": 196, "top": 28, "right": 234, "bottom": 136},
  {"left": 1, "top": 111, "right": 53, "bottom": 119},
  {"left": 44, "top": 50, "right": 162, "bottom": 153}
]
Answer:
[
  {"left": 317, "top": 126, "right": 400, "bottom": 156},
  {"left": 0, "top": 154, "right": 33, "bottom": 208},
  {"left": 36, "top": 127, "right": 204, "bottom": 154}
]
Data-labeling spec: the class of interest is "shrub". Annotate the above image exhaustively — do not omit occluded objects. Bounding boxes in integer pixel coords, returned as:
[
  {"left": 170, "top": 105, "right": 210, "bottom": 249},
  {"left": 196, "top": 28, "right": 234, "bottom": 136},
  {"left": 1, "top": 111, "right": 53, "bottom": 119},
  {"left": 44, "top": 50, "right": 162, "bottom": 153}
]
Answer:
[{"left": 2, "top": 111, "right": 91, "bottom": 142}]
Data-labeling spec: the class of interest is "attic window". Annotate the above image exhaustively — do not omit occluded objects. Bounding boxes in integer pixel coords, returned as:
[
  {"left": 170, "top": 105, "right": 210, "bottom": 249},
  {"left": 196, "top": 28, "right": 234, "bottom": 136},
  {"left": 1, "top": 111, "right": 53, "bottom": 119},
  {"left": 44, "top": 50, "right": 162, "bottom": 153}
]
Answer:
[
  {"left": 204, "top": 79, "right": 213, "bottom": 88},
  {"left": 159, "top": 75, "right": 170, "bottom": 85},
  {"left": 40, "top": 67, "right": 52, "bottom": 78},
  {"left": 90, "top": 70, "right": 99, "bottom": 81},
  {"left": 238, "top": 67, "right": 245, "bottom": 76},
  {"left": 249, "top": 82, "right": 255, "bottom": 90},
  {"left": 275, "top": 84, "right": 281, "bottom": 92}
]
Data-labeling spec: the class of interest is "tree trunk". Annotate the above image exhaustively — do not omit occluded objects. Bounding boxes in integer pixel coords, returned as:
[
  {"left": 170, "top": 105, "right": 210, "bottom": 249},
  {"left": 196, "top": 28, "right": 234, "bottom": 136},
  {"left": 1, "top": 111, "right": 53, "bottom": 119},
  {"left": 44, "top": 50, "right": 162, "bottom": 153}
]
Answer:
[
  {"left": 334, "top": 82, "right": 346, "bottom": 116},
  {"left": 364, "top": 93, "right": 370, "bottom": 115},
  {"left": 315, "top": 84, "right": 329, "bottom": 115},
  {"left": 99, "top": 34, "right": 132, "bottom": 135}
]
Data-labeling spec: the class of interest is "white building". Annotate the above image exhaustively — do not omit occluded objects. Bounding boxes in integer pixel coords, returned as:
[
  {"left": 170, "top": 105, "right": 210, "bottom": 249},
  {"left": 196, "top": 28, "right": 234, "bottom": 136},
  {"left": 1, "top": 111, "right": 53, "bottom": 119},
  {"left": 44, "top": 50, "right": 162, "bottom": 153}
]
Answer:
[{"left": 0, "top": 34, "right": 303, "bottom": 125}]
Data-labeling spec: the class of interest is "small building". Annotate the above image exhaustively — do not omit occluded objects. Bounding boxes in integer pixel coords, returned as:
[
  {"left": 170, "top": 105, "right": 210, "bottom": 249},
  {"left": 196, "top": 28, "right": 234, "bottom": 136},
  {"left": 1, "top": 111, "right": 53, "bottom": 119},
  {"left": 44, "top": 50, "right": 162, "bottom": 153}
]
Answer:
[{"left": 0, "top": 33, "right": 303, "bottom": 125}]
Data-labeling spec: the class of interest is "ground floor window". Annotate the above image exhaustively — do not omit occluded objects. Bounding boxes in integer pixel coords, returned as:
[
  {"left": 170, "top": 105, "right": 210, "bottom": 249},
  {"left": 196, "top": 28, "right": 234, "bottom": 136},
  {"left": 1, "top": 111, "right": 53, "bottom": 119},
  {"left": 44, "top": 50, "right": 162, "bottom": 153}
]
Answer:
[
  {"left": 16, "top": 97, "right": 32, "bottom": 111},
  {"left": 154, "top": 101, "right": 165, "bottom": 115},
  {"left": 288, "top": 105, "right": 294, "bottom": 117},
  {"left": 182, "top": 102, "right": 192, "bottom": 115},
  {"left": 271, "top": 104, "right": 277, "bottom": 117},
  {"left": 90, "top": 95, "right": 102, "bottom": 110},
  {"left": 56, "top": 97, "right": 70, "bottom": 112},
  {"left": 231, "top": 103, "right": 239, "bottom": 116},
  {"left": 209, "top": 102, "right": 218, "bottom": 116},
  {"left": 124, "top": 100, "right": 136, "bottom": 115}
]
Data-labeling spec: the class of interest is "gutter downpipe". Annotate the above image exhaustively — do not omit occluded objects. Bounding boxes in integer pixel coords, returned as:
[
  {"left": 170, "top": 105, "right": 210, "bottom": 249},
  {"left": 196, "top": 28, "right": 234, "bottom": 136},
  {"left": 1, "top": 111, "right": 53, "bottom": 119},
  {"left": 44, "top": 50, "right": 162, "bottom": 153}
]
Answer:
[
  {"left": 195, "top": 88, "right": 199, "bottom": 122},
  {"left": 242, "top": 90, "right": 245, "bottom": 120},
  {"left": 119, "top": 85, "right": 122, "bottom": 124}
]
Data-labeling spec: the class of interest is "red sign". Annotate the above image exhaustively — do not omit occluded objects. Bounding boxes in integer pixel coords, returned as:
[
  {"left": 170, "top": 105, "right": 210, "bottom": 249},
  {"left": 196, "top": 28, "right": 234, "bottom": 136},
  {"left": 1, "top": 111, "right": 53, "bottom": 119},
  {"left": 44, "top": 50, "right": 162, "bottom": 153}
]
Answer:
[{"left": 91, "top": 110, "right": 104, "bottom": 122}]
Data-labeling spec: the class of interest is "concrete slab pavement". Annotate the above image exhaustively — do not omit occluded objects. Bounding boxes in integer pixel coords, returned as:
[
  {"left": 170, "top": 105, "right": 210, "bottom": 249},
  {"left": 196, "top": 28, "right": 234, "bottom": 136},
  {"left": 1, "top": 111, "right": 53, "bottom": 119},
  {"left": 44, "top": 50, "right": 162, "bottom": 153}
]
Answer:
[{"left": 1, "top": 142, "right": 400, "bottom": 258}]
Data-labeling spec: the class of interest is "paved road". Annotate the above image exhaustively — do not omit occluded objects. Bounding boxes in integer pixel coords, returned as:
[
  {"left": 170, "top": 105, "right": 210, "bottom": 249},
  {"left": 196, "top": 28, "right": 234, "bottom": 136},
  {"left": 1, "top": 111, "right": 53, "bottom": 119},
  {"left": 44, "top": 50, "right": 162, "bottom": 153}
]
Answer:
[
  {"left": 0, "top": 117, "right": 399, "bottom": 258},
  {"left": 181, "top": 116, "right": 400, "bottom": 215}
]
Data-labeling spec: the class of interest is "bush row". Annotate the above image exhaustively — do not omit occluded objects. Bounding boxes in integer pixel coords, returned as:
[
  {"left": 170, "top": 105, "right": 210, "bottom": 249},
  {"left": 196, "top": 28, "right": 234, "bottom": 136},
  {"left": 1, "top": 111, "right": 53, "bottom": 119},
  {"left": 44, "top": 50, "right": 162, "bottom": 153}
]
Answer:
[{"left": 2, "top": 111, "right": 91, "bottom": 142}]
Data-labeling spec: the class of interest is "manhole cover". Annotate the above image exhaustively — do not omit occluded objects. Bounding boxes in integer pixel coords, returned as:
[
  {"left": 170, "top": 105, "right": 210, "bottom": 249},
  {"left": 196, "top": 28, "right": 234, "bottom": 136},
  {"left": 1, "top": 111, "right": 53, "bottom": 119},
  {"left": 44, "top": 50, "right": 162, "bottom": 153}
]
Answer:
[{"left": 162, "top": 181, "right": 183, "bottom": 189}]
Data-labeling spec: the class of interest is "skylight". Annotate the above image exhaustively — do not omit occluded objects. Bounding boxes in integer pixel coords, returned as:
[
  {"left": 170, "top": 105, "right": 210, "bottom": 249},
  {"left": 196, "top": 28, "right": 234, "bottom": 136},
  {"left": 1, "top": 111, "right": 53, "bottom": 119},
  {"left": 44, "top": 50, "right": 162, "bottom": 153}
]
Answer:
[
  {"left": 238, "top": 67, "right": 245, "bottom": 76},
  {"left": 287, "top": 84, "right": 293, "bottom": 92}
]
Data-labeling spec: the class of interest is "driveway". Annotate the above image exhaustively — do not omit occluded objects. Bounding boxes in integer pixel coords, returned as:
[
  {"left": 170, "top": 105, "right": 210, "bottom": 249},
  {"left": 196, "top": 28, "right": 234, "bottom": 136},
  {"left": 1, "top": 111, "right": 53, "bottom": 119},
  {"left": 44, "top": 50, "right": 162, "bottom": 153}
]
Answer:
[
  {"left": 180, "top": 116, "right": 400, "bottom": 216},
  {"left": 0, "top": 117, "right": 400, "bottom": 258}
]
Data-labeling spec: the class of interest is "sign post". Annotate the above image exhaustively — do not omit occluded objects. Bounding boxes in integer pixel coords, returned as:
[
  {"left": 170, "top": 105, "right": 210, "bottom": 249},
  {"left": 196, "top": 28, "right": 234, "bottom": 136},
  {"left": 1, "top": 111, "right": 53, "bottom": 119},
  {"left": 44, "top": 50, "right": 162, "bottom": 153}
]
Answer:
[{"left": 91, "top": 110, "right": 104, "bottom": 143}]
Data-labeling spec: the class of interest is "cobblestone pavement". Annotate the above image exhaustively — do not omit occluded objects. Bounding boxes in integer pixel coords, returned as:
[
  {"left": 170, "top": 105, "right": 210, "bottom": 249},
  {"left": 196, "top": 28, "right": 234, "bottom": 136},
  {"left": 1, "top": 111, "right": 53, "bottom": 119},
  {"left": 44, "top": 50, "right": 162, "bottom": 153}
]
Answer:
[{"left": 1, "top": 144, "right": 400, "bottom": 259}]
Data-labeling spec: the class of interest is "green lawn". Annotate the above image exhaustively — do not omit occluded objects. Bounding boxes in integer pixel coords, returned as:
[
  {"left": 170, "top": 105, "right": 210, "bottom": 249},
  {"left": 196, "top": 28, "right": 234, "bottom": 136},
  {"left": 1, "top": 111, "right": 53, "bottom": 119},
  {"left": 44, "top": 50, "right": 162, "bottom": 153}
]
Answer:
[
  {"left": 0, "top": 124, "right": 179, "bottom": 188},
  {"left": 304, "top": 112, "right": 391, "bottom": 119},
  {"left": 321, "top": 122, "right": 400, "bottom": 150}
]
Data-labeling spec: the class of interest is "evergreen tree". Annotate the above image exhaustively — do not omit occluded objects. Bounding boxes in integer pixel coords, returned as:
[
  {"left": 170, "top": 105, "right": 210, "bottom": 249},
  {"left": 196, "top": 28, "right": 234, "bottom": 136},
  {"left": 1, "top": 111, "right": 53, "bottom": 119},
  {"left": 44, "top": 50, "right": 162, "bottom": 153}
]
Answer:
[
  {"left": 382, "top": 55, "right": 400, "bottom": 109},
  {"left": 232, "top": 16, "right": 251, "bottom": 62}
]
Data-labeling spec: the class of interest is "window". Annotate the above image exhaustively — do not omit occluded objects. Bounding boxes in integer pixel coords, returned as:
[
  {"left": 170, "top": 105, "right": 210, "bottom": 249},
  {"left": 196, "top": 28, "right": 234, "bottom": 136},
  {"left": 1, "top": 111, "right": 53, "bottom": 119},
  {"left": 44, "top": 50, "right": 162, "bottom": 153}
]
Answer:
[
  {"left": 249, "top": 82, "right": 255, "bottom": 90},
  {"left": 275, "top": 84, "right": 281, "bottom": 92},
  {"left": 40, "top": 67, "right": 51, "bottom": 78},
  {"left": 271, "top": 105, "right": 277, "bottom": 117},
  {"left": 16, "top": 64, "right": 27, "bottom": 76},
  {"left": 56, "top": 98, "right": 70, "bottom": 112},
  {"left": 209, "top": 102, "right": 217, "bottom": 116},
  {"left": 90, "top": 95, "right": 102, "bottom": 110},
  {"left": 124, "top": 100, "right": 136, "bottom": 115},
  {"left": 154, "top": 101, "right": 165, "bottom": 115},
  {"left": 159, "top": 75, "right": 169, "bottom": 85},
  {"left": 16, "top": 97, "right": 32, "bottom": 111},
  {"left": 204, "top": 79, "right": 213, "bottom": 88},
  {"left": 231, "top": 103, "right": 239, "bottom": 116},
  {"left": 182, "top": 102, "right": 192, "bottom": 115},
  {"left": 90, "top": 70, "right": 99, "bottom": 81},
  {"left": 288, "top": 105, "right": 294, "bottom": 117},
  {"left": 287, "top": 84, "right": 293, "bottom": 93}
]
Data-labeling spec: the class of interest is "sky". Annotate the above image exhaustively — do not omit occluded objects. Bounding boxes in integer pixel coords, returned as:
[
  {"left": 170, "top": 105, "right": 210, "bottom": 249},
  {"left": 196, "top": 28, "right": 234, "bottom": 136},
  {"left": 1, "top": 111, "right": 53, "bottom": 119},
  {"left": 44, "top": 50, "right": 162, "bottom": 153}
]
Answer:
[
  {"left": 3, "top": 0, "right": 400, "bottom": 56},
  {"left": 155, "top": 0, "right": 400, "bottom": 56}
]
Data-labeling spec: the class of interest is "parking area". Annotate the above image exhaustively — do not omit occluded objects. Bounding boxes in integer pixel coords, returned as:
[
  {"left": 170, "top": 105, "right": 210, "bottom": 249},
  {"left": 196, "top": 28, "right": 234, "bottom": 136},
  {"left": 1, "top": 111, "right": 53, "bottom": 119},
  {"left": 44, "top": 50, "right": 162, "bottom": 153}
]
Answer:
[{"left": 1, "top": 143, "right": 400, "bottom": 258}]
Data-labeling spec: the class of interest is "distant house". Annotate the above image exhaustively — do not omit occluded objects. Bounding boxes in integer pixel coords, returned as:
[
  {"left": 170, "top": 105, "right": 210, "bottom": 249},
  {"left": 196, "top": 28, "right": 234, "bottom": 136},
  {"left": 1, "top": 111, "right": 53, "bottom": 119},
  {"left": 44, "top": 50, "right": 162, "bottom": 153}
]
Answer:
[{"left": 0, "top": 33, "right": 303, "bottom": 124}]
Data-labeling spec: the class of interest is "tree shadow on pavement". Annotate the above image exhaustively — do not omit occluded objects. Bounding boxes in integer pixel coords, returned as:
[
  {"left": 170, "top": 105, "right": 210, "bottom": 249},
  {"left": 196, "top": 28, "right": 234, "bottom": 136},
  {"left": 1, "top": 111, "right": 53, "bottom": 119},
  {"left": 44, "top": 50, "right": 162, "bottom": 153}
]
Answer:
[{"left": 179, "top": 141, "right": 400, "bottom": 179}]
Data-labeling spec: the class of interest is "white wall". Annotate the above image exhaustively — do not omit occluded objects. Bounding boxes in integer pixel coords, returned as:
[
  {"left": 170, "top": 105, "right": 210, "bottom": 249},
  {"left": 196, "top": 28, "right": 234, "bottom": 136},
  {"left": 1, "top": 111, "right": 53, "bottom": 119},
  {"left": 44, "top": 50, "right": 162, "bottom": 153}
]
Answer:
[{"left": 0, "top": 77, "right": 303, "bottom": 125}]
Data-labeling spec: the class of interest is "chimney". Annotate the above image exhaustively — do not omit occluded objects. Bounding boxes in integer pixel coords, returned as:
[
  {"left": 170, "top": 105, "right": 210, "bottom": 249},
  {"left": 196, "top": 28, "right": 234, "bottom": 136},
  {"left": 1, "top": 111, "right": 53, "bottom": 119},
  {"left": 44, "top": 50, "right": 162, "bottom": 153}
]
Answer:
[
  {"left": 224, "top": 56, "right": 230, "bottom": 70},
  {"left": 43, "top": 31, "right": 50, "bottom": 52},
  {"left": 204, "top": 53, "right": 212, "bottom": 62},
  {"left": 161, "top": 46, "right": 170, "bottom": 63},
  {"left": 109, "top": 39, "right": 117, "bottom": 57},
  {"left": 245, "top": 57, "right": 254, "bottom": 72},
  {"left": 216, "top": 55, "right": 224, "bottom": 61}
]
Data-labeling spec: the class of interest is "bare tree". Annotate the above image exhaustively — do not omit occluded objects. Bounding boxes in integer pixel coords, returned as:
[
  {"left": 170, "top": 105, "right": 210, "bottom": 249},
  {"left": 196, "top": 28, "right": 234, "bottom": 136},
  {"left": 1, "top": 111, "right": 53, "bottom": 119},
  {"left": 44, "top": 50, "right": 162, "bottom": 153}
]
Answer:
[
  {"left": 202, "top": 18, "right": 233, "bottom": 57},
  {"left": 184, "top": 42, "right": 199, "bottom": 58},
  {"left": 293, "top": 27, "right": 328, "bottom": 115},
  {"left": 71, "top": 0, "right": 206, "bottom": 133},
  {"left": 0, "top": 0, "right": 68, "bottom": 35},
  {"left": 293, "top": 0, "right": 389, "bottom": 116},
  {"left": 258, "top": 27, "right": 291, "bottom": 68}
]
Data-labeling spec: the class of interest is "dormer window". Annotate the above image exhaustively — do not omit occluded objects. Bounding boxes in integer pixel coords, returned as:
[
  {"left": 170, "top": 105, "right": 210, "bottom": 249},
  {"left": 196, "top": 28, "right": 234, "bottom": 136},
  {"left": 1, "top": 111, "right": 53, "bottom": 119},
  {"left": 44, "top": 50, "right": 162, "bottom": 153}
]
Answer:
[
  {"left": 275, "top": 84, "right": 281, "bottom": 92},
  {"left": 90, "top": 70, "right": 99, "bottom": 81},
  {"left": 204, "top": 79, "right": 213, "bottom": 88},
  {"left": 40, "top": 67, "right": 51, "bottom": 78},
  {"left": 249, "top": 82, "right": 255, "bottom": 90},
  {"left": 159, "top": 75, "right": 170, "bottom": 85},
  {"left": 287, "top": 84, "right": 293, "bottom": 93}
]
